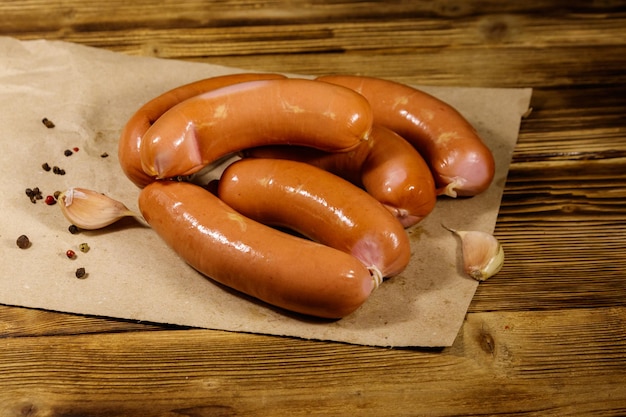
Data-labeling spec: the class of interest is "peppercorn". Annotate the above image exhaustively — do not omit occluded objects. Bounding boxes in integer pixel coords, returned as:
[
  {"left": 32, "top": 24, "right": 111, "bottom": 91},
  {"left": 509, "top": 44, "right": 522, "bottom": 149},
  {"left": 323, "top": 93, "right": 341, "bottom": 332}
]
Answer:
[
  {"left": 75, "top": 267, "right": 87, "bottom": 279},
  {"left": 44, "top": 195, "right": 56, "bottom": 205},
  {"left": 64, "top": 149, "right": 73, "bottom": 157},
  {"left": 25, "top": 187, "right": 43, "bottom": 204},
  {"left": 78, "top": 243, "right": 90, "bottom": 253},
  {"left": 53, "top": 190, "right": 61, "bottom": 200},
  {"left": 66, "top": 249, "right": 76, "bottom": 259},
  {"left": 68, "top": 224, "right": 80, "bottom": 234},
  {"left": 42, "top": 162, "right": 51, "bottom": 171},
  {"left": 100, "top": 152, "right": 109, "bottom": 158},
  {"left": 16, "top": 235, "right": 31, "bottom": 249},
  {"left": 42, "top": 117, "right": 55, "bottom": 128}
]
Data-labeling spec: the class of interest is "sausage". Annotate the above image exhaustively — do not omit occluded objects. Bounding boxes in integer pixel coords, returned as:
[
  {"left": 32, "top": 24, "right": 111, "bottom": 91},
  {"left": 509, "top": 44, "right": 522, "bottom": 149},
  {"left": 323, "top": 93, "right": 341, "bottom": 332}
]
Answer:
[
  {"left": 245, "top": 124, "right": 437, "bottom": 228},
  {"left": 316, "top": 75, "right": 496, "bottom": 197},
  {"left": 139, "top": 78, "right": 374, "bottom": 180},
  {"left": 118, "top": 73, "right": 287, "bottom": 188},
  {"left": 217, "top": 158, "right": 411, "bottom": 278},
  {"left": 139, "top": 180, "right": 378, "bottom": 319}
]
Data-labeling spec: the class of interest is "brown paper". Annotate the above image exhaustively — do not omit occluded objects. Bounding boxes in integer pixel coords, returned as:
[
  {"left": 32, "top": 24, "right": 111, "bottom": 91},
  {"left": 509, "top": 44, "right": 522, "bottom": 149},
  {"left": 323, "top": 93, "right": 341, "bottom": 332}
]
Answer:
[{"left": 0, "top": 37, "right": 532, "bottom": 347}]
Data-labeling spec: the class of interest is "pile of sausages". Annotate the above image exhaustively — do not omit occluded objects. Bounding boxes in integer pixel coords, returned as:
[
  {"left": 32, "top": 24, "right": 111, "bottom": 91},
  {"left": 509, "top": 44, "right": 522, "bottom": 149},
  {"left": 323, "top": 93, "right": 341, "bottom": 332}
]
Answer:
[{"left": 118, "top": 74, "right": 495, "bottom": 319}]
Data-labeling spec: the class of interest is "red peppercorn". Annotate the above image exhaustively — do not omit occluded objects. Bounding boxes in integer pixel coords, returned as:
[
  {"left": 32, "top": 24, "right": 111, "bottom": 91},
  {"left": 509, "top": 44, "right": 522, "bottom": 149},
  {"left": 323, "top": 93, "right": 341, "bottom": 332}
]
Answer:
[
  {"left": 45, "top": 195, "right": 57, "bottom": 205},
  {"left": 66, "top": 249, "right": 76, "bottom": 259},
  {"left": 73, "top": 147, "right": 79, "bottom": 152}
]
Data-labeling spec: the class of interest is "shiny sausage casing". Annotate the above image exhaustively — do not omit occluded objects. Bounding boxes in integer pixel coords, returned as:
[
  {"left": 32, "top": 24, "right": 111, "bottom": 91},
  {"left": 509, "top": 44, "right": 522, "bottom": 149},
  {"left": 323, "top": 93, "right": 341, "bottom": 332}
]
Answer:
[
  {"left": 119, "top": 73, "right": 287, "bottom": 188},
  {"left": 316, "top": 75, "right": 495, "bottom": 197},
  {"left": 140, "top": 78, "right": 374, "bottom": 180},
  {"left": 139, "top": 180, "right": 376, "bottom": 319},
  {"left": 245, "top": 124, "right": 437, "bottom": 227},
  {"left": 217, "top": 158, "right": 411, "bottom": 278}
]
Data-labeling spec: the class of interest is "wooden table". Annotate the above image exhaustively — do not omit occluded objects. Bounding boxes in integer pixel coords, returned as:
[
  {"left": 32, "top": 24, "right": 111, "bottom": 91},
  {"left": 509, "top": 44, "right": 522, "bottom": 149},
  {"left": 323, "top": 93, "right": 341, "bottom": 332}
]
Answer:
[{"left": 2, "top": 1, "right": 625, "bottom": 415}]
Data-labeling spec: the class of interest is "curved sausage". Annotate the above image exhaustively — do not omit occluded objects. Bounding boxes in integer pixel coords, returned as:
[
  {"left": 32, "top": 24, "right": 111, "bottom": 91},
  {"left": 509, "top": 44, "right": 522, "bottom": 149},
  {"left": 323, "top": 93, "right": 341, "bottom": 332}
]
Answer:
[
  {"left": 140, "top": 78, "right": 374, "bottom": 180},
  {"left": 118, "top": 73, "right": 287, "bottom": 188},
  {"left": 316, "top": 75, "right": 496, "bottom": 197},
  {"left": 217, "top": 158, "right": 411, "bottom": 278},
  {"left": 139, "top": 181, "right": 378, "bottom": 319},
  {"left": 245, "top": 124, "right": 437, "bottom": 227}
]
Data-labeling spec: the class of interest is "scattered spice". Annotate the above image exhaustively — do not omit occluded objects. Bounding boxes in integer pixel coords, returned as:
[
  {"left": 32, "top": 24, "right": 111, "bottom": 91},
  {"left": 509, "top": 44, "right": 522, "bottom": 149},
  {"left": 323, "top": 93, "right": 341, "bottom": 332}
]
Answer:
[
  {"left": 64, "top": 149, "right": 73, "bottom": 157},
  {"left": 78, "top": 243, "right": 90, "bottom": 253},
  {"left": 44, "top": 195, "right": 57, "bottom": 205},
  {"left": 100, "top": 152, "right": 109, "bottom": 158},
  {"left": 75, "top": 267, "right": 87, "bottom": 279},
  {"left": 16, "top": 234, "right": 31, "bottom": 249},
  {"left": 52, "top": 166, "right": 66, "bottom": 175},
  {"left": 66, "top": 249, "right": 76, "bottom": 259},
  {"left": 73, "top": 147, "right": 79, "bottom": 152},
  {"left": 68, "top": 224, "right": 80, "bottom": 234},
  {"left": 25, "top": 187, "right": 43, "bottom": 204},
  {"left": 42, "top": 117, "right": 55, "bottom": 128},
  {"left": 42, "top": 162, "right": 51, "bottom": 172},
  {"left": 53, "top": 190, "right": 62, "bottom": 200}
]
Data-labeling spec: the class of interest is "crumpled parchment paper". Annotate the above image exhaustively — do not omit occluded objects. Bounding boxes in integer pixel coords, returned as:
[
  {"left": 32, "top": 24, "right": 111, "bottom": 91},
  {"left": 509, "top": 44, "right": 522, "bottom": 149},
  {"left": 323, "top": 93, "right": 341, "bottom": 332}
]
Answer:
[{"left": 0, "top": 37, "right": 532, "bottom": 347}]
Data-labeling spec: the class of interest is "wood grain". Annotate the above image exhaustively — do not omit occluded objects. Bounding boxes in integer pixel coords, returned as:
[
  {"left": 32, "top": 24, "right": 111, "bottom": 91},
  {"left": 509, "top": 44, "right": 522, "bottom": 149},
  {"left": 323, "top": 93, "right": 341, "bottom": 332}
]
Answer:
[
  {"left": 5, "top": 1, "right": 626, "bottom": 88},
  {"left": 1, "top": 308, "right": 624, "bottom": 416},
  {"left": 1, "top": 0, "right": 625, "bottom": 415}
]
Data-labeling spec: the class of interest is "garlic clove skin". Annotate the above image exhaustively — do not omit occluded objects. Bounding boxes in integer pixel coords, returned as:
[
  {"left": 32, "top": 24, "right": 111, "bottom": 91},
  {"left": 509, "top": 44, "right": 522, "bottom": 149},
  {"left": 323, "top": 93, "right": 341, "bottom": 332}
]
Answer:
[
  {"left": 443, "top": 225, "right": 505, "bottom": 281},
  {"left": 458, "top": 230, "right": 504, "bottom": 281},
  {"left": 58, "top": 187, "right": 139, "bottom": 230}
]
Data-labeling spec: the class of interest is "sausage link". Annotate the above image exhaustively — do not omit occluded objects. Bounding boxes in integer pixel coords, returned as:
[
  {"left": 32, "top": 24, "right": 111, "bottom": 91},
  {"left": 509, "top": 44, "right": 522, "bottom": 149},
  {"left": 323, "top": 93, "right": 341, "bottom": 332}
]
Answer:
[
  {"left": 217, "top": 158, "right": 411, "bottom": 278},
  {"left": 245, "top": 124, "right": 437, "bottom": 227},
  {"left": 118, "top": 73, "right": 287, "bottom": 188},
  {"left": 139, "top": 181, "right": 378, "bottom": 319},
  {"left": 316, "top": 75, "right": 495, "bottom": 197},
  {"left": 140, "top": 78, "right": 374, "bottom": 180}
]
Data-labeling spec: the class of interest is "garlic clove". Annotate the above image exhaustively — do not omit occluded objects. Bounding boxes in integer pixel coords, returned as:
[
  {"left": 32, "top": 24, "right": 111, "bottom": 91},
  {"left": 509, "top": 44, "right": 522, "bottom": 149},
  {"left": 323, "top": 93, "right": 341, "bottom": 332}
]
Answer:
[
  {"left": 58, "top": 187, "right": 140, "bottom": 230},
  {"left": 442, "top": 225, "right": 504, "bottom": 281}
]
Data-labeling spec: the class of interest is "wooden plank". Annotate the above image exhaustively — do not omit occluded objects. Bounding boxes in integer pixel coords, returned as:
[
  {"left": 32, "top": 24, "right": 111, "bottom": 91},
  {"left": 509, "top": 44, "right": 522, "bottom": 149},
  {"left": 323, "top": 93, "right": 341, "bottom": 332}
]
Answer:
[
  {"left": 0, "top": 305, "right": 168, "bottom": 338},
  {"left": 3, "top": 4, "right": 625, "bottom": 89},
  {"left": 472, "top": 222, "right": 626, "bottom": 312},
  {"left": 10, "top": 14, "right": 625, "bottom": 51},
  {"left": 3, "top": 0, "right": 626, "bottom": 33},
  {"left": 1, "top": 308, "right": 624, "bottom": 416}
]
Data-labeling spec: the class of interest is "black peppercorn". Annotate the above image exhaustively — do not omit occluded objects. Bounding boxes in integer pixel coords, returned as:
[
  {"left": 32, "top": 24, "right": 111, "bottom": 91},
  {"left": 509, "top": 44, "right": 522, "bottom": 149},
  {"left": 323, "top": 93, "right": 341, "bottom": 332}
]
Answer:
[
  {"left": 25, "top": 187, "right": 43, "bottom": 203},
  {"left": 16, "top": 234, "right": 31, "bottom": 249}
]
